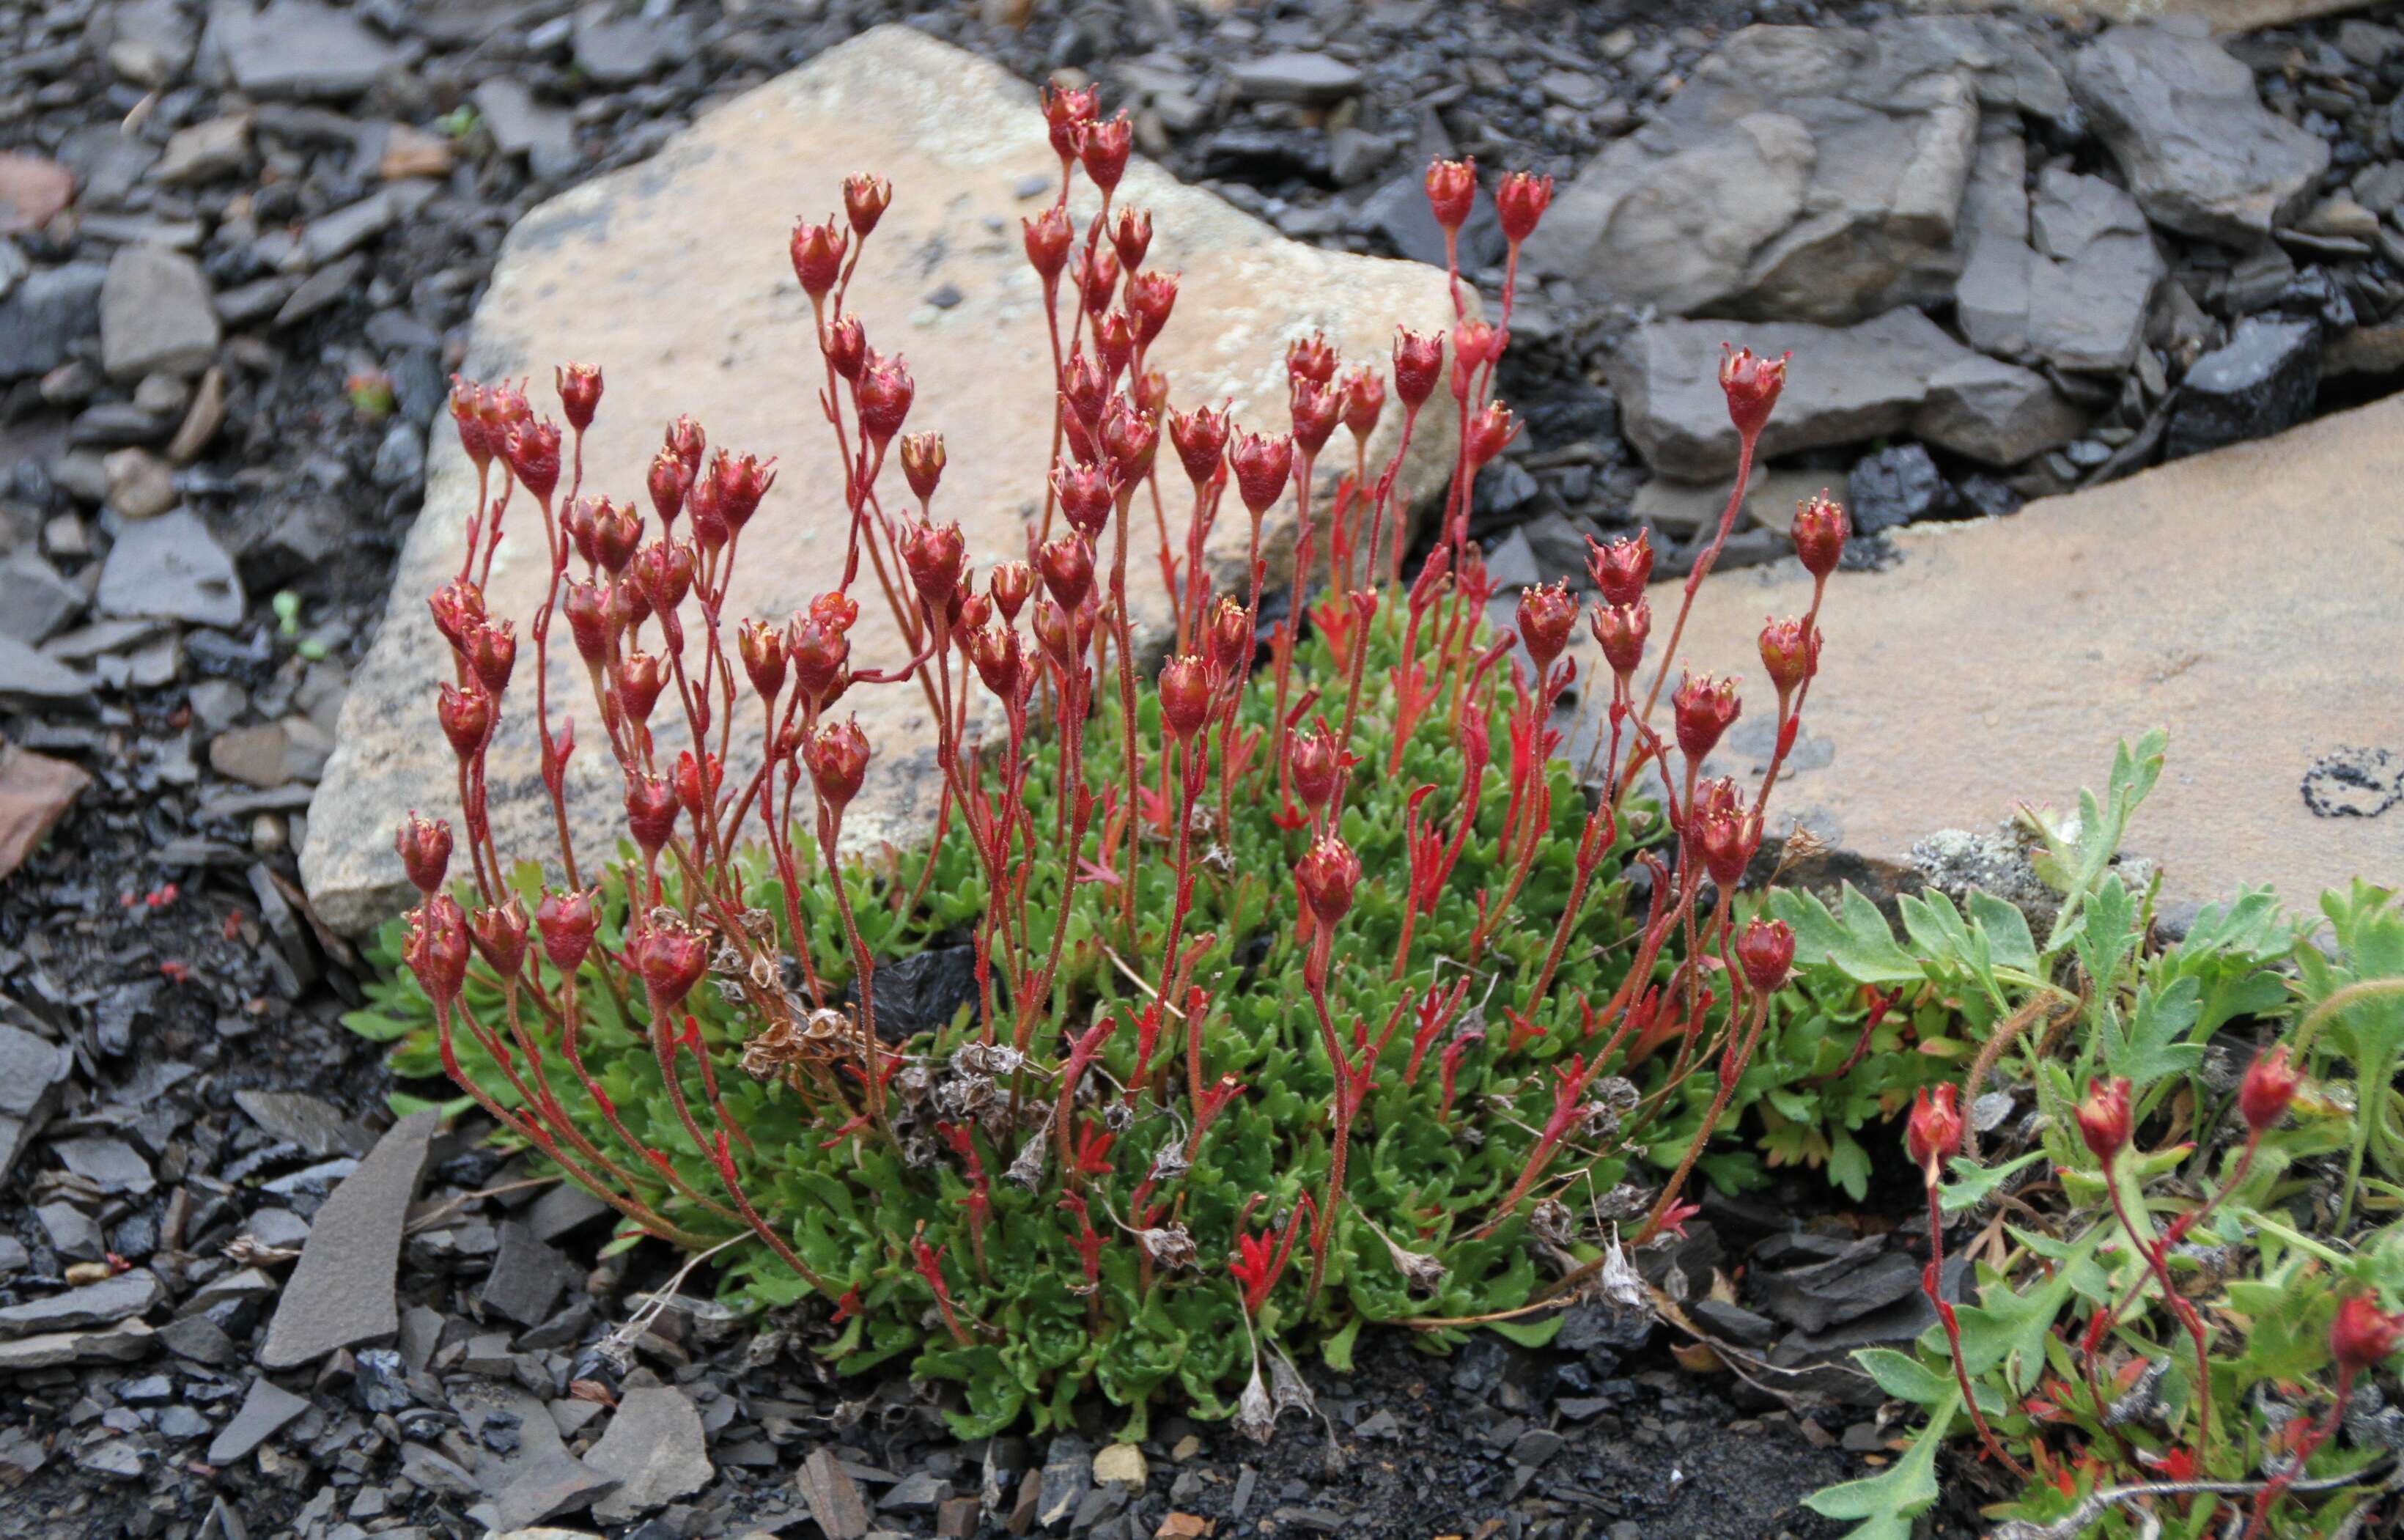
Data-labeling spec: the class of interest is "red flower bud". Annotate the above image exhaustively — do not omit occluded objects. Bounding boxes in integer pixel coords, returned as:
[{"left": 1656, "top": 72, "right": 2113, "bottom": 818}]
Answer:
[
  {"left": 805, "top": 718, "right": 870, "bottom": 814},
  {"left": 711, "top": 450, "right": 776, "bottom": 534},
  {"left": 1791, "top": 492, "right": 1848, "bottom": 579},
  {"left": 615, "top": 649, "right": 667, "bottom": 726},
  {"left": 394, "top": 811, "right": 452, "bottom": 897},
  {"left": 1037, "top": 533, "right": 1096, "bottom": 611},
  {"left": 2238, "top": 1045, "right": 2300, "bottom": 1134},
  {"left": 824, "top": 314, "right": 868, "bottom": 383},
  {"left": 561, "top": 494, "right": 600, "bottom": 567},
  {"left": 1286, "top": 332, "right": 1338, "bottom": 388},
  {"left": 957, "top": 591, "right": 992, "bottom": 633},
  {"left": 1091, "top": 309, "right": 1137, "bottom": 383},
  {"left": 1719, "top": 345, "right": 1790, "bottom": 440},
  {"left": 405, "top": 894, "right": 470, "bottom": 1006},
  {"left": 449, "top": 377, "right": 495, "bottom": 468},
  {"left": 687, "top": 471, "right": 728, "bottom": 556},
  {"left": 1424, "top": 157, "right": 1476, "bottom": 235},
  {"left": 1112, "top": 206, "right": 1152, "bottom": 271},
  {"left": 2076, "top": 1076, "right": 2133, "bottom": 1164},
  {"left": 1124, "top": 269, "right": 1177, "bottom": 348},
  {"left": 1102, "top": 397, "right": 1159, "bottom": 482},
  {"left": 787, "top": 616, "right": 850, "bottom": 704},
  {"left": 899, "top": 432, "right": 945, "bottom": 504},
  {"left": 790, "top": 217, "right": 849, "bottom": 300},
  {"left": 843, "top": 172, "right": 892, "bottom": 237},
  {"left": 1168, "top": 404, "right": 1230, "bottom": 487},
  {"left": 1906, "top": 1083, "right": 1964, "bottom": 1187},
  {"left": 1206, "top": 594, "right": 1250, "bottom": 674},
  {"left": 1061, "top": 350, "right": 1108, "bottom": 432},
  {"left": 554, "top": 363, "right": 602, "bottom": 432},
  {"left": 1672, "top": 671, "right": 1741, "bottom": 762},
  {"left": 503, "top": 417, "right": 562, "bottom": 504},
  {"left": 1588, "top": 531, "right": 1653, "bottom": 608},
  {"left": 1393, "top": 328, "right": 1443, "bottom": 411},
  {"left": 2332, "top": 1292, "right": 2404, "bottom": 1372},
  {"left": 970, "top": 625, "right": 1023, "bottom": 700},
  {"left": 989, "top": 560, "right": 1035, "bottom": 623},
  {"left": 1288, "top": 377, "right": 1340, "bottom": 457},
  {"left": 438, "top": 682, "right": 492, "bottom": 760},
  {"left": 1023, "top": 205, "right": 1073, "bottom": 284},
  {"left": 564, "top": 580, "right": 616, "bottom": 665},
  {"left": 1295, "top": 834, "right": 1362, "bottom": 928},
  {"left": 1494, "top": 170, "right": 1553, "bottom": 244},
  {"left": 1052, "top": 460, "right": 1116, "bottom": 540},
  {"left": 1078, "top": 112, "right": 1132, "bottom": 194},
  {"left": 1695, "top": 802, "right": 1758, "bottom": 889},
  {"left": 1033, "top": 598, "right": 1094, "bottom": 670},
  {"left": 428, "top": 578, "right": 487, "bottom": 654},
  {"left": 1757, "top": 616, "right": 1818, "bottom": 700},
  {"left": 1590, "top": 598, "right": 1650, "bottom": 679},
  {"left": 811, "top": 591, "right": 858, "bottom": 634},
  {"left": 673, "top": 748, "right": 721, "bottom": 823},
  {"left": 899, "top": 519, "right": 967, "bottom": 614},
  {"left": 632, "top": 920, "right": 709, "bottom": 1007},
  {"left": 624, "top": 770, "right": 679, "bottom": 855},
  {"left": 855, "top": 353, "right": 914, "bottom": 448},
  {"left": 1289, "top": 719, "right": 1342, "bottom": 811},
  {"left": 1735, "top": 916, "right": 1794, "bottom": 994},
  {"left": 1133, "top": 366, "right": 1168, "bottom": 418},
  {"left": 1074, "top": 243, "right": 1120, "bottom": 317},
  {"left": 663, "top": 414, "right": 706, "bottom": 475},
  {"left": 1158, "top": 654, "right": 1213, "bottom": 742},
  {"left": 1340, "top": 366, "right": 1385, "bottom": 443},
  {"left": 470, "top": 897, "right": 529, "bottom": 979},
  {"left": 1042, "top": 82, "right": 1099, "bottom": 163},
  {"left": 739, "top": 617, "right": 786, "bottom": 703},
  {"left": 535, "top": 887, "right": 599, "bottom": 973},
  {"left": 1515, "top": 581, "right": 1577, "bottom": 675},
  {"left": 646, "top": 448, "right": 690, "bottom": 530},
  {"left": 1466, "top": 401, "right": 1519, "bottom": 468},
  {"left": 634, "top": 539, "right": 694, "bottom": 617},
  {"left": 1229, "top": 429, "right": 1295, "bottom": 515},
  {"left": 592, "top": 498, "right": 642, "bottom": 574},
  {"left": 462, "top": 619, "right": 516, "bottom": 696}
]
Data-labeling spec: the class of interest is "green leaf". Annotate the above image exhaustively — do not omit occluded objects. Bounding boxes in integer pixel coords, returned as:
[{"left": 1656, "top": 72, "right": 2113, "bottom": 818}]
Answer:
[
  {"left": 1774, "top": 885, "right": 1923, "bottom": 987},
  {"left": 1937, "top": 1150, "right": 2045, "bottom": 1215},
  {"left": 1802, "top": 1401, "right": 1950, "bottom": 1539},
  {"left": 1826, "top": 1126, "right": 1872, "bottom": 1203},
  {"left": 1321, "top": 1315, "right": 1364, "bottom": 1371},
  {"left": 1966, "top": 890, "right": 2038, "bottom": 974},
  {"left": 2103, "top": 975, "right": 2204, "bottom": 1086},
  {"left": 1485, "top": 1314, "right": 1566, "bottom": 1348},
  {"left": 1854, "top": 1348, "right": 1951, "bottom": 1409}
]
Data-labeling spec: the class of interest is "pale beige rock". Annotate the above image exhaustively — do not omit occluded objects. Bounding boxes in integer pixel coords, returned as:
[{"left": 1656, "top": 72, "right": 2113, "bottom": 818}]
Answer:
[
  {"left": 1590, "top": 393, "right": 2404, "bottom": 913},
  {"left": 302, "top": 24, "right": 1459, "bottom": 935},
  {"left": 1924, "top": 1, "right": 2375, "bottom": 31}
]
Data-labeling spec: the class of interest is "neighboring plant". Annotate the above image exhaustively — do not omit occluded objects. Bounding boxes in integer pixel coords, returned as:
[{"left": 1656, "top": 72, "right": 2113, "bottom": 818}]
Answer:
[
  {"left": 347, "top": 90, "right": 1870, "bottom": 1437},
  {"left": 1799, "top": 737, "right": 2404, "bottom": 1540}
]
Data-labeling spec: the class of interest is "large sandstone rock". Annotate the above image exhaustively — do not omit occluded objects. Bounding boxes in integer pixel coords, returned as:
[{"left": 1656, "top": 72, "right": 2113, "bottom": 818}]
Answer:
[
  {"left": 1583, "top": 392, "right": 2404, "bottom": 913},
  {"left": 302, "top": 24, "right": 1458, "bottom": 936},
  {"left": 2071, "top": 22, "right": 2330, "bottom": 246},
  {"left": 1607, "top": 309, "right": 1975, "bottom": 481},
  {"left": 1524, "top": 24, "right": 1979, "bottom": 325}
]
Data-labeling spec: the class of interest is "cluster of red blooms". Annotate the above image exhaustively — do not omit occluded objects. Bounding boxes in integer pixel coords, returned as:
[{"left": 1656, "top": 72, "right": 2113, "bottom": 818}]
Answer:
[{"left": 396, "top": 82, "right": 1853, "bottom": 1355}]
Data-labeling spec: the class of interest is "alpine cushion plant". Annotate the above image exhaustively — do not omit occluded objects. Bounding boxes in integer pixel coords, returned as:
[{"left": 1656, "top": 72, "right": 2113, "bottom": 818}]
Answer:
[{"left": 348, "top": 92, "right": 1856, "bottom": 1439}]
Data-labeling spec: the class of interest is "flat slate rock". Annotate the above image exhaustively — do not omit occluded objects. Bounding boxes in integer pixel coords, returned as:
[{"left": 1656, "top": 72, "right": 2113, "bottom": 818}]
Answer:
[
  {"left": 204, "top": 1377, "right": 309, "bottom": 1465},
  {"left": 0, "top": 1319, "right": 154, "bottom": 1371},
  {"left": 1585, "top": 392, "right": 2404, "bottom": 913},
  {"left": 257, "top": 1110, "right": 436, "bottom": 1369},
  {"left": 585, "top": 1386, "right": 713, "bottom": 1522},
  {"left": 0, "top": 1022, "right": 69, "bottom": 1185},
  {"left": 0, "top": 1269, "right": 163, "bottom": 1338},
  {"left": 479, "top": 1219, "right": 578, "bottom": 1327},
  {"left": 301, "top": 23, "right": 1459, "bottom": 935}
]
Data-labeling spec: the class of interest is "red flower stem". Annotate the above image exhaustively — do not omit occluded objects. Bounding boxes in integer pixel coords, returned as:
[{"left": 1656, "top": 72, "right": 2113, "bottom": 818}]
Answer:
[
  {"left": 1634, "top": 988, "right": 1766, "bottom": 1244},
  {"left": 1922, "top": 1182, "right": 2030, "bottom": 1477},
  {"left": 2102, "top": 1160, "right": 2216, "bottom": 1456},
  {"left": 2243, "top": 1363, "right": 2353, "bottom": 1540},
  {"left": 1303, "top": 933, "right": 1353, "bottom": 1311}
]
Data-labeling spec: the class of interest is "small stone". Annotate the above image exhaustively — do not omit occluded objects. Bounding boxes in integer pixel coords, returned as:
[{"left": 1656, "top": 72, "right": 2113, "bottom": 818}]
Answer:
[
  {"left": 0, "top": 1319, "right": 154, "bottom": 1371},
  {"left": 151, "top": 114, "right": 253, "bottom": 185},
  {"left": 1038, "top": 1436, "right": 1093, "bottom": 1527},
  {"left": 51, "top": 1136, "right": 156, "bottom": 1195},
  {"left": 210, "top": 723, "right": 300, "bottom": 789},
  {"left": 1847, "top": 443, "right": 1955, "bottom": 533},
  {"left": 202, "top": 0, "right": 410, "bottom": 97},
  {"left": 296, "top": 192, "right": 397, "bottom": 270},
  {"left": 798, "top": 1447, "right": 871, "bottom": 1540},
  {"left": 0, "top": 262, "right": 106, "bottom": 380},
  {"left": 0, "top": 553, "right": 84, "bottom": 644},
  {"left": 0, "top": 152, "right": 75, "bottom": 235},
  {"left": 0, "top": 635, "right": 95, "bottom": 707},
  {"left": 234, "top": 1089, "right": 371, "bottom": 1157},
  {"left": 0, "top": 1269, "right": 163, "bottom": 1338},
  {"left": 379, "top": 123, "right": 456, "bottom": 180},
  {"left": 474, "top": 79, "right": 578, "bottom": 175},
  {"left": 1914, "top": 355, "right": 2090, "bottom": 468},
  {"left": 1093, "top": 1443, "right": 1148, "bottom": 1487},
  {"left": 167, "top": 366, "right": 229, "bottom": 462},
  {"left": 586, "top": 1387, "right": 713, "bottom": 1522},
  {"left": 96, "top": 508, "right": 244, "bottom": 626},
  {"left": 101, "top": 246, "right": 220, "bottom": 380},
  {"left": 1630, "top": 465, "right": 1763, "bottom": 539},
  {"left": 257, "top": 1112, "right": 438, "bottom": 1369},
  {"left": 574, "top": 1, "right": 677, "bottom": 84},
  {"left": 1227, "top": 52, "right": 1363, "bottom": 105},
  {"left": 481, "top": 1220, "right": 578, "bottom": 1327},
  {"left": 104, "top": 447, "right": 178, "bottom": 519},
  {"left": 205, "top": 1377, "right": 310, "bottom": 1465},
  {"left": 2166, "top": 315, "right": 2321, "bottom": 461},
  {"left": 883, "top": 1470, "right": 951, "bottom": 1511}
]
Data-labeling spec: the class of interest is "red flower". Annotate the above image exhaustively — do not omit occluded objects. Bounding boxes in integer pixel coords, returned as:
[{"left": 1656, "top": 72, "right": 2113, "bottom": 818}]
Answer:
[
  {"left": 789, "top": 217, "right": 847, "bottom": 301},
  {"left": 1424, "top": 156, "right": 1475, "bottom": 234},
  {"left": 842, "top": 172, "right": 891, "bottom": 237},
  {"left": 1906, "top": 1083, "right": 1964, "bottom": 1187},
  {"left": 1295, "top": 835, "right": 1361, "bottom": 928},
  {"left": 1672, "top": 671, "right": 1741, "bottom": 762},
  {"left": 554, "top": 363, "right": 602, "bottom": 432},
  {"left": 2238, "top": 1044, "right": 2300, "bottom": 1134},
  {"left": 1022, "top": 205, "right": 1072, "bottom": 284},
  {"left": 1734, "top": 917, "right": 1794, "bottom": 994},
  {"left": 1790, "top": 492, "right": 1848, "bottom": 578},
  {"left": 1286, "top": 332, "right": 1338, "bottom": 387},
  {"left": 535, "top": 888, "right": 599, "bottom": 972},
  {"left": 631, "top": 921, "right": 708, "bottom": 1007},
  {"left": 2331, "top": 1292, "right": 2404, "bottom": 1371},
  {"left": 1111, "top": 205, "right": 1151, "bottom": 270},
  {"left": 1228, "top": 429, "right": 1295, "bottom": 515},
  {"left": 2076, "top": 1076, "right": 2133, "bottom": 1164},
  {"left": 1718, "top": 345, "right": 1789, "bottom": 439},
  {"left": 1157, "top": 654, "right": 1213, "bottom": 743},
  {"left": 1391, "top": 328, "right": 1443, "bottom": 410},
  {"left": 1494, "top": 170, "right": 1553, "bottom": 243},
  {"left": 1168, "top": 405, "right": 1230, "bottom": 487},
  {"left": 1757, "top": 616, "right": 1818, "bottom": 701},
  {"left": 394, "top": 811, "right": 451, "bottom": 897},
  {"left": 405, "top": 894, "right": 470, "bottom": 1006},
  {"left": 1514, "top": 581, "right": 1577, "bottom": 675},
  {"left": 1590, "top": 600, "right": 1649, "bottom": 679}
]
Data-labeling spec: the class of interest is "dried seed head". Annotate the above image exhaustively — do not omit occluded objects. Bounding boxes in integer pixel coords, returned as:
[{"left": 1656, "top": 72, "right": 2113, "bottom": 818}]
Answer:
[
  {"left": 1588, "top": 530, "right": 1653, "bottom": 608},
  {"left": 1125, "top": 269, "right": 1177, "bottom": 347},
  {"left": 739, "top": 618, "right": 786, "bottom": 703},
  {"left": 1206, "top": 594, "right": 1250, "bottom": 675},
  {"left": 899, "top": 431, "right": 946, "bottom": 504},
  {"left": 969, "top": 625, "right": 1022, "bottom": 701},
  {"left": 711, "top": 450, "right": 777, "bottom": 533},
  {"left": 427, "top": 576, "right": 486, "bottom": 652},
  {"left": 1288, "top": 719, "right": 1343, "bottom": 812},
  {"left": 1041, "top": 82, "right": 1098, "bottom": 163},
  {"left": 842, "top": 172, "right": 892, "bottom": 237},
  {"left": 1111, "top": 206, "right": 1152, "bottom": 270},
  {"left": 1718, "top": 345, "right": 1790, "bottom": 439},
  {"left": 1052, "top": 461, "right": 1115, "bottom": 540},
  {"left": 614, "top": 649, "right": 667, "bottom": 726},
  {"left": 463, "top": 618, "right": 516, "bottom": 696},
  {"left": 394, "top": 811, "right": 451, "bottom": 897},
  {"left": 1494, "top": 170, "right": 1554, "bottom": 244},
  {"left": 503, "top": 417, "right": 562, "bottom": 503},
  {"left": 470, "top": 896, "right": 529, "bottom": 979},
  {"left": 1339, "top": 365, "right": 1385, "bottom": 443},
  {"left": 1091, "top": 309, "right": 1137, "bottom": 383},
  {"left": 1100, "top": 395, "right": 1159, "bottom": 482},
  {"left": 823, "top": 314, "right": 868, "bottom": 383},
  {"left": 1424, "top": 156, "right": 1476, "bottom": 234},
  {"left": 899, "top": 519, "right": 968, "bottom": 614}
]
